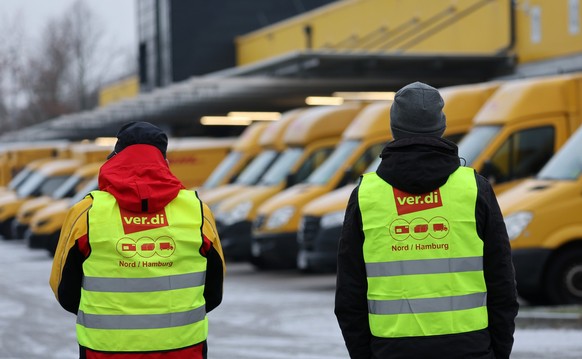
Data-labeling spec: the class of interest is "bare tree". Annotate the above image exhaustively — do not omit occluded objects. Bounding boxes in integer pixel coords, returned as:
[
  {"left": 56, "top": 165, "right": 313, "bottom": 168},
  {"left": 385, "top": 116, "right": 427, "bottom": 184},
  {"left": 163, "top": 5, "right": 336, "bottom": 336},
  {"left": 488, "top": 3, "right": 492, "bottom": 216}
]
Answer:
[
  {"left": 65, "top": 0, "right": 107, "bottom": 111},
  {"left": 1, "top": 0, "right": 136, "bottom": 133},
  {"left": 0, "top": 12, "right": 27, "bottom": 131},
  {"left": 19, "top": 16, "right": 74, "bottom": 126}
]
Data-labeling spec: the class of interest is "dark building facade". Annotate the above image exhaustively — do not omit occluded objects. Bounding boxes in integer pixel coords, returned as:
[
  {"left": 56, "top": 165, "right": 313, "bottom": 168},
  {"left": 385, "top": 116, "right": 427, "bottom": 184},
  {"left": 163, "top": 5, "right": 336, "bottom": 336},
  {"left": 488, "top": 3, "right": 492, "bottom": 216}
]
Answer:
[{"left": 137, "top": 0, "right": 336, "bottom": 92}]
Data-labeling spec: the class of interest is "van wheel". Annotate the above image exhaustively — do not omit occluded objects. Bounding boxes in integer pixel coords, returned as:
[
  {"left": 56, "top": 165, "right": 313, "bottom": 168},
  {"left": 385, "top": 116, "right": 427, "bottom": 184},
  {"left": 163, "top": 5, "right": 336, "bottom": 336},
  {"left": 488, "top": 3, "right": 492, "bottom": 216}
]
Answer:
[
  {"left": 544, "top": 249, "right": 582, "bottom": 305},
  {"left": 517, "top": 290, "right": 549, "bottom": 306}
]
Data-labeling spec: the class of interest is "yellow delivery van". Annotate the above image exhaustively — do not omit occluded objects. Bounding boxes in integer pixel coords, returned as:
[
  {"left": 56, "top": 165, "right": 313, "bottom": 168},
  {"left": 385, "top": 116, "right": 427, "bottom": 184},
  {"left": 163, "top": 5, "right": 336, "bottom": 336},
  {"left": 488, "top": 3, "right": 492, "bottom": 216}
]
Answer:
[
  {"left": 197, "top": 109, "right": 305, "bottom": 207},
  {"left": 198, "top": 122, "right": 269, "bottom": 192},
  {"left": 13, "top": 162, "right": 101, "bottom": 240},
  {"left": 498, "top": 124, "right": 582, "bottom": 305},
  {"left": 0, "top": 158, "right": 59, "bottom": 202},
  {"left": 0, "top": 159, "right": 82, "bottom": 239},
  {"left": 23, "top": 136, "right": 241, "bottom": 251},
  {"left": 457, "top": 73, "right": 582, "bottom": 194},
  {"left": 214, "top": 103, "right": 363, "bottom": 261},
  {"left": 27, "top": 176, "right": 98, "bottom": 255},
  {"left": 0, "top": 141, "right": 69, "bottom": 188},
  {"left": 295, "top": 81, "right": 498, "bottom": 272},
  {"left": 251, "top": 101, "right": 393, "bottom": 269}
]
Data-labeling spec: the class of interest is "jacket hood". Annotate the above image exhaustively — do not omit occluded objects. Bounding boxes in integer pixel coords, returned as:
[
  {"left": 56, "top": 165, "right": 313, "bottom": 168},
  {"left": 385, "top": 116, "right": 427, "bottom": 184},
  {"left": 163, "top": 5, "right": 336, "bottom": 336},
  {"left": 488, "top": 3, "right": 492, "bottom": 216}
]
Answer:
[
  {"left": 98, "top": 144, "right": 184, "bottom": 212},
  {"left": 376, "top": 136, "right": 460, "bottom": 194}
]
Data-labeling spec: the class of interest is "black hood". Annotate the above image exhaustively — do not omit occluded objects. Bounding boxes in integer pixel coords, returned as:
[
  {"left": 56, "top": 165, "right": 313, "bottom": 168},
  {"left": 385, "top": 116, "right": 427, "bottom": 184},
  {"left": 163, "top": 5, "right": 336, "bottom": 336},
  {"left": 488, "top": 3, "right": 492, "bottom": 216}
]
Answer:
[{"left": 376, "top": 136, "right": 460, "bottom": 194}]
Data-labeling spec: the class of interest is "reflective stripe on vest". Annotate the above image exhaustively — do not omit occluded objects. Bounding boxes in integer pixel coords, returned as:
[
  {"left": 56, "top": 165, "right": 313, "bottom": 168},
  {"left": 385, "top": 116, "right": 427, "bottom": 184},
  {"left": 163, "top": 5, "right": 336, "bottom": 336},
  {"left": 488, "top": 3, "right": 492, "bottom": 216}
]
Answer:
[
  {"left": 77, "top": 306, "right": 206, "bottom": 330},
  {"left": 82, "top": 272, "right": 206, "bottom": 292},
  {"left": 359, "top": 167, "right": 488, "bottom": 338},
  {"left": 78, "top": 190, "right": 208, "bottom": 352}
]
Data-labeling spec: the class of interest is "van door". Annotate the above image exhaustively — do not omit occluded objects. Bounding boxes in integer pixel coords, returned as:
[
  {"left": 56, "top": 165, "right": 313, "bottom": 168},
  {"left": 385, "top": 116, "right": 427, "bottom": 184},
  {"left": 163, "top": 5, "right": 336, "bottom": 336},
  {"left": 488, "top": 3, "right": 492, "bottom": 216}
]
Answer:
[{"left": 479, "top": 117, "right": 564, "bottom": 192}]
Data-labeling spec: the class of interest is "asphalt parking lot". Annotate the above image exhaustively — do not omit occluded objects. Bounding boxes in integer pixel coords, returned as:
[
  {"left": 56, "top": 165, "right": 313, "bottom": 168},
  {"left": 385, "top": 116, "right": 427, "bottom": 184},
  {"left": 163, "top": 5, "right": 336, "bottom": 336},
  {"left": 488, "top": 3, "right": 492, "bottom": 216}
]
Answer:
[{"left": 0, "top": 239, "right": 581, "bottom": 359}]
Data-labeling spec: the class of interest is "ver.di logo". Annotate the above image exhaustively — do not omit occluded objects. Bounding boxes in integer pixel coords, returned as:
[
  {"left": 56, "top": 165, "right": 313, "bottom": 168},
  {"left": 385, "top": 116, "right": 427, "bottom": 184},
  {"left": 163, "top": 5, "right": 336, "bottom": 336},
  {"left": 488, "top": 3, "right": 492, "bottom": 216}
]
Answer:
[
  {"left": 393, "top": 188, "right": 443, "bottom": 215},
  {"left": 116, "top": 236, "right": 176, "bottom": 258},
  {"left": 119, "top": 208, "right": 169, "bottom": 235}
]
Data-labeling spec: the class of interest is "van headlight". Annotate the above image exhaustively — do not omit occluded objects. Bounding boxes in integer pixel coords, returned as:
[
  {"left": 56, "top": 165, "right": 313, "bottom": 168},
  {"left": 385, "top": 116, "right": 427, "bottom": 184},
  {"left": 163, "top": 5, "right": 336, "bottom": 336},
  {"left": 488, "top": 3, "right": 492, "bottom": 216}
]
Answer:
[
  {"left": 220, "top": 200, "right": 253, "bottom": 226},
  {"left": 266, "top": 206, "right": 295, "bottom": 230},
  {"left": 320, "top": 210, "right": 345, "bottom": 229},
  {"left": 504, "top": 211, "right": 533, "bottom": 241}
]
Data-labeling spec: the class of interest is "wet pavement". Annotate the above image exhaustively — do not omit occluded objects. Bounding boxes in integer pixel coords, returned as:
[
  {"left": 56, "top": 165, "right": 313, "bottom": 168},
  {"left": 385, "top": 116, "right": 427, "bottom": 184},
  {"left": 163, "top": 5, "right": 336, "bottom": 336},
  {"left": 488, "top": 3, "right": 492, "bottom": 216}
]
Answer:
[{"left": 0, "top": 239, "right": 581, "bottom": 358}]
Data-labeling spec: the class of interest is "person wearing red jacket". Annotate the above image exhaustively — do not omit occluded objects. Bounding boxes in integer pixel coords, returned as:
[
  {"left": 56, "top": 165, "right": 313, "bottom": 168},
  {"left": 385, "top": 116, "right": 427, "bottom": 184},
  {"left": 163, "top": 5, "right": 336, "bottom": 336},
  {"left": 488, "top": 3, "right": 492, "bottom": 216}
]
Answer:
[{"left": 50, "top": 122, "right": 224, "bottom": 359}]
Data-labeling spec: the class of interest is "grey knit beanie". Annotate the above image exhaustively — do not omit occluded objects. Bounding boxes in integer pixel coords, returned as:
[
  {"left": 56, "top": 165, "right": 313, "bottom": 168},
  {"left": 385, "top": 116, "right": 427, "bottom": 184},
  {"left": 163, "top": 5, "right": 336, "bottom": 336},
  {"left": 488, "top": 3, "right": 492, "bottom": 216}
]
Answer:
[{"left": 390, "top": 82, "right": 446, "bottom": 140}]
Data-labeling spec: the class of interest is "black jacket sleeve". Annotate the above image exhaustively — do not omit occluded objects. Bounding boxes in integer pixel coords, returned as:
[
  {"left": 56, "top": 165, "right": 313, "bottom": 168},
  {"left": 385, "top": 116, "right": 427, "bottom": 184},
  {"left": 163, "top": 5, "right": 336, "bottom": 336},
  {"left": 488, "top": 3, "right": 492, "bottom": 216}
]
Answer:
[
  {"left": 57, "top": 243, "right": 85, "bottom": 314},
  {"left": 204, "top": 247, "right": 223, "bottom": 313},
  {"left": 334, "top": 186, "right": 372, "bottom": 359},
  {"left": 475, "top": 174, "right": 519, "bottom": 359}
]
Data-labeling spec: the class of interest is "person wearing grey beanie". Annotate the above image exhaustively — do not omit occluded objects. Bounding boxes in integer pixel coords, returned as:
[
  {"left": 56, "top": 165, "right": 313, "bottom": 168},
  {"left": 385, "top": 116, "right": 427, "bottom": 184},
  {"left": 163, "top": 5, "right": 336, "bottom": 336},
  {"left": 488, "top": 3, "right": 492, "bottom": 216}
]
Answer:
[
  {"left": 335, "top": 83, "right": 518, "bottom": 359},
  {"left": 390, "top": 81, "right": 447, "bottom": 139}
]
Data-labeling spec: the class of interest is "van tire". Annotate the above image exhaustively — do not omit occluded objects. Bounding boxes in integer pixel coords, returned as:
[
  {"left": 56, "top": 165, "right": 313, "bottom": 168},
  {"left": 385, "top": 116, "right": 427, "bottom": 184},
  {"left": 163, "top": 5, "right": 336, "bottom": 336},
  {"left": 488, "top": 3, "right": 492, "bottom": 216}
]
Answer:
[
  {"left": 544, "top": 248, "right": 582, "bottom": 305},
  {"left": 517, "top": 290, "right": 549, "bottom": 306}
]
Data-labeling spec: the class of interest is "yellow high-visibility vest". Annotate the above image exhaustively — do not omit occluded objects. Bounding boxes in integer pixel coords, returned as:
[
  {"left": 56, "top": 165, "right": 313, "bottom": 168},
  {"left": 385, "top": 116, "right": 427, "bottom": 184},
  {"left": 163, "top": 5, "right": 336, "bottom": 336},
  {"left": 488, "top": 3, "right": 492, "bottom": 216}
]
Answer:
[
  {"left": 359, "top": 166, "right": 488, "bottom": 338},
  {"left": 77, "top": 190, "right": 208, "bottom": 352}
]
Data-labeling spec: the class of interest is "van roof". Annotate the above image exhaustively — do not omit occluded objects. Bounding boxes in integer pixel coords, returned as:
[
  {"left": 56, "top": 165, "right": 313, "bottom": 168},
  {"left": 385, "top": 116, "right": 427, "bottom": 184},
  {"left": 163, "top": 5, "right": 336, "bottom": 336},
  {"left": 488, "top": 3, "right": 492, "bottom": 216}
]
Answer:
[
  {"left": 473, "top": 73, "right": 582, "bottom": 125},
  {"left": 440, "top": 81, "right": 501, "bottom": 128},
  {"left": 342, "top": 102, "right": 392, "bottom": 140},
  {"left": 258, "top": 108, "right": 306, "bottom": 150},
  {"left": 73, "top": 162, "right": 102, "bottom": 177},
  {"left": 283, "top": 104, "right": 362, "bottom": 146},
  {"left": 232, "top": 122, "right": 270, "bottom": 151},
  {"left": 24, "top": 158, "right": 58, "bottom": 170},
  {"left": 38, "top": 159, "right": 83, "bottom": 176},
  {"left": 168, "top": 137, "right": 236, "bottom": 150}
]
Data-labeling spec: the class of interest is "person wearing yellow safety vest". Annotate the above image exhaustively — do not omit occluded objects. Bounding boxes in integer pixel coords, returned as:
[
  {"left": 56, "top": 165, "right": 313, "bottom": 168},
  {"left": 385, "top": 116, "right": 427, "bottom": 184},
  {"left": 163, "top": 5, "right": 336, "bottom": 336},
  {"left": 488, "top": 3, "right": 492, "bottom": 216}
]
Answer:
[
  {"left": 50, "top": 122, "right": 225, "bottom": 359},
  {"left": 335, "top": 82, "right": 518, "bottom": 359}
]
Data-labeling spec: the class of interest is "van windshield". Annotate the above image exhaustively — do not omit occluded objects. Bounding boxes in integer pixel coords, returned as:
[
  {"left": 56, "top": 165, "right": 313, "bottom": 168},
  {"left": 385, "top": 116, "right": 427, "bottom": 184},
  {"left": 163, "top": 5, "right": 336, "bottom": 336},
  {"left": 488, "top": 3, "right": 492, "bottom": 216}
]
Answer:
[
  {"left": 202, "top": 151, "right": 243, "bottom": 189},
  {"left": 306, "top": 140, "right": 361, "bottom": 185},
  {"left": 537, "top": 128, "right": 582, "bottom": 180},
  {"left": 365, "top": 156, "right": 381, "bottom": 174},
  {"left": 258, "top": 148, "right": 304, "bottom": 186},
  {"left": 53, "top": 174, "right": 95, "bottom": 200},
  {"left": 458, "top": 126, "right": 501, "bottom": 166},
  {"left": 17, "top": 173, "right": 70, "bottom": 198},
  {"left": 70, "top": 177, "right": 98, "bottom": 204},
  {"left": 234, "top": 150, "right": 278, "bottom": 186},
  {"left": 8, "top": 168, "right": 33, "bottom": 191}
]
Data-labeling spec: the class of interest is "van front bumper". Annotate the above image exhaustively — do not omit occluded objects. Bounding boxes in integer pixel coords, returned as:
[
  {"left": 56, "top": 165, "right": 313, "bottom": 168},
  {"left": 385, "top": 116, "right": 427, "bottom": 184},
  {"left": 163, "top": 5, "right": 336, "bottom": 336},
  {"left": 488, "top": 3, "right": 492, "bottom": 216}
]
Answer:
[
  {"left": 11, "top": 220, "right": 28, "bottom": 240},
  {"left": 251, "top": 232, "right": 298, "bottom": 269},
  {"left": 25, "top": 230, "right": 50, "bottom": 249},
  {"left": 297, "top": 222, "right": 341, "bottom": 273},
  {"left": 217, "top": 220, "right": 253, "bottom": 261}
]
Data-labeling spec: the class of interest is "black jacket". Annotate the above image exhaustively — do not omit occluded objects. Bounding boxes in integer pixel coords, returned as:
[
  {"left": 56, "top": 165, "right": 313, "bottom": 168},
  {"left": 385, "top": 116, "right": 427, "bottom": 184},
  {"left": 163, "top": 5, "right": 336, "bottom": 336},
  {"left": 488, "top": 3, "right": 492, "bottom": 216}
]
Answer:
[{"left": 334, "top": 136, "right": 519, "bottom": 359}]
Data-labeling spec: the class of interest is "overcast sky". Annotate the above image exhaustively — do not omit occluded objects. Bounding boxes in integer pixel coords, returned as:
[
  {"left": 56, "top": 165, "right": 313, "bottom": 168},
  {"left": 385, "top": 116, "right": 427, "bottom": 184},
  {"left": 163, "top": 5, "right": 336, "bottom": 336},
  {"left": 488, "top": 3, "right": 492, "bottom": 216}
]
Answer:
[{"left": 0, "top": 0, "right": 137, "bottom": 54}]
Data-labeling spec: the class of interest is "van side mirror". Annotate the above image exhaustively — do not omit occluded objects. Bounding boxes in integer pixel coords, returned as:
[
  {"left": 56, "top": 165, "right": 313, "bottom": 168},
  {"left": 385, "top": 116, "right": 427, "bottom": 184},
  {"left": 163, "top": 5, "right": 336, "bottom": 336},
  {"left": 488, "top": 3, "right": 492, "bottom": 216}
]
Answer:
[
  {"left": 337, "top": 168, "right": 354, "bottom": 188},
  {"left": 480, "top": 160, "right": 499, "bottom": 185},
  {"left": 285, "top": 173, "right": 297, "bottom": 188}
]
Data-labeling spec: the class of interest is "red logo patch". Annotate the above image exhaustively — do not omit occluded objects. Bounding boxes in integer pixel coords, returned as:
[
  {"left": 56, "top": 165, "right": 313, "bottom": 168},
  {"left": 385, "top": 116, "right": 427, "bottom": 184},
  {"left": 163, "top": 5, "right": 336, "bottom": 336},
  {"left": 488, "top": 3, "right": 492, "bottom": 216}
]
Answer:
[
  {"left": 393, "top": 188, "right": 443, "bottom": 215},
  {"left": 120, "top": 208, "right": 169, "bottom": 234}
]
